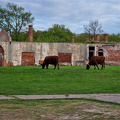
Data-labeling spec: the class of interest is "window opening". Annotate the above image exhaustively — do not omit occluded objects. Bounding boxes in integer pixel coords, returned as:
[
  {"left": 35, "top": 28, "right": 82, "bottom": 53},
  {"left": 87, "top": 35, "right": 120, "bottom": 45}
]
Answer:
[{"left": 98, "top": 49, "right": 104, "bottom": 56}]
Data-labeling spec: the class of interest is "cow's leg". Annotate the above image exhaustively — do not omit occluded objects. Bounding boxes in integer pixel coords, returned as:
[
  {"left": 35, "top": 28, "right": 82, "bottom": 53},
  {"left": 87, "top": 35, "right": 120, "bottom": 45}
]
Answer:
[
  {"left": 54, "top": 63, "right": 59, "bottom": 69},
  {"left": 57, "top": 64, "right": 59, "bottom": 69},
  {"left": 103, "top": 63, "right": 105, "bottom": 69},
  {"left": 95, "top": 63, "right": 99, "bottom": 70},
  {"left": 94, "top": 65, "right": 96, "bottom": 70},
  {"left": 101, "top": 62, "right": 105, "bottom": 69},
  {"left": 103, "top": 62, "right": 105, "bottom": 69},
  {"left": 46, "top": 64, "right": 49, "bottom": 69},
  {"left": 54, "top": 64, "right": 56, "bottom": 69},
  {"left": 94, "top": 63, "right": 97, "bottom": 70},
  {"left": 101, "top": 63, "right": 103, "bottom": 69},
  {"left": 94, "top": 62, "right": 99, "bottom": 70},
  {"left": 96, "top": 64, "right": 99, "bottom": 70}
]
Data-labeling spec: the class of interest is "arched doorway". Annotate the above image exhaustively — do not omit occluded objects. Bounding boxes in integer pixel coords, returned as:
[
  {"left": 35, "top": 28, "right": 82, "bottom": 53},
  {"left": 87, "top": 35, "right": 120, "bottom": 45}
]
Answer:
[
  {"left": 98, "top": 49, "right": 104, "bottom": 56},
  {"left": 0, "top": 46, "right": 4, "bottom": 66}
]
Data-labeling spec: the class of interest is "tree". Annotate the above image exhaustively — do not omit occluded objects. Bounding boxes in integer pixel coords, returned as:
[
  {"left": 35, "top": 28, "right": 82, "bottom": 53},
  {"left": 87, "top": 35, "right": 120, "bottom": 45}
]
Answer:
[
  {"left": 108, "top": 33, "right": 120, "bottom": 43},
  {"left": 34, "top": 24, "right": 75, "bottom": 42},
  {"left": 75, "top": 33, "right": 89, "bottom": 43},
  {"left": 47, "top": 24, "right": 75, "bottom": 42},
  {"left": 84, "top": 20, "right": 104, "bottom": 40},
  {"left": 0, "top": 2, "right": 34, "bottom": 41}
]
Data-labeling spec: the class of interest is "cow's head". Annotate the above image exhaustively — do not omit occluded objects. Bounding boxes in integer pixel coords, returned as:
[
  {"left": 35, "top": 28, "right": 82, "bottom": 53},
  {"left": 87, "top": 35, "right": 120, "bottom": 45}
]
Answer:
[
  {"left": 40, "top": 63, "right": 45, "bottom": 69},
  {"left": 86, "top": 64, "right": 90, "bottom": 70}
]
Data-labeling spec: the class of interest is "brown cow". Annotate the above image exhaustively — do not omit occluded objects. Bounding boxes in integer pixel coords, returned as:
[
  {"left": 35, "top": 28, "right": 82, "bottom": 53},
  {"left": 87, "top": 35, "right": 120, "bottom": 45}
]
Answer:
[
  {"left": 86, "top": 56, "right": 105, "bottom": 70},
  {"left": 41, "top": 56, "right": 59, "bottom": 69}
]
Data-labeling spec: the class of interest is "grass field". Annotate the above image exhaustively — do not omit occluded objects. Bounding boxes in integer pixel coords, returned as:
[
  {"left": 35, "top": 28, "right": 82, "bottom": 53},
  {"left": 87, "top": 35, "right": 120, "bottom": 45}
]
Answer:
[{"left": 0, "top": 65, "right": 120, "bottom": 95}]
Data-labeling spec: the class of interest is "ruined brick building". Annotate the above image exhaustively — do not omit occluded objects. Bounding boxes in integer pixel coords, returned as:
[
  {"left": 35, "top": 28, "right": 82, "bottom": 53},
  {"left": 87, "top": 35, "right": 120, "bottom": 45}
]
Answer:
[{"left": 0, "top": 25, "right": 120, "bottom": 67}]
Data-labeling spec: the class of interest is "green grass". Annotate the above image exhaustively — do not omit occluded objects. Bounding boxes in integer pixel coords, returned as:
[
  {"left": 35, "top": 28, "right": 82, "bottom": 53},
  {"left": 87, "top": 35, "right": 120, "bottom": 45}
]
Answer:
[{"left": 0, "top": 66, "right": 120, "bottom": 95}]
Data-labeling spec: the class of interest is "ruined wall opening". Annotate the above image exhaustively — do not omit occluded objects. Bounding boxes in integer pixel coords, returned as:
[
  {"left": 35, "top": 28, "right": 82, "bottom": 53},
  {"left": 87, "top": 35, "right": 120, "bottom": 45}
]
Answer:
[
  {"left": 98, "top": 49, "right": 104, "bottom": 56},
  {"left": 89, "top": 46, "right": 95, "bottom": 60},
  {"left": 58, "top": 53, "right": 72, "bottom": 65},
  {"left": 21, "top": 52, "right": 35, "bottom": 66},
  {"left": 0, "top": 46, "right": 4, "bottom": 67}
]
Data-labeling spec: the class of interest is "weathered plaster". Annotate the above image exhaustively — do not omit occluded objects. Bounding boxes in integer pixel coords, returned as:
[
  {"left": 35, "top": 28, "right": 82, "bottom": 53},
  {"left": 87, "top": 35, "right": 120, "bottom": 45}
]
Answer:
[{"left": 0, "top": 42, "right": 120, "bottom": 66}]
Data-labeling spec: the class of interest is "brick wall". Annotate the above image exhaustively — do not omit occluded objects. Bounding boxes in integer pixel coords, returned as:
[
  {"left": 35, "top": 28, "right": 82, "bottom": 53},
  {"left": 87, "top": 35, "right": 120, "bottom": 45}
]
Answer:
[
  {"left": 58, "top": 53, "right": 72, "bottom": 65},
  {"left": 102, "top": 44, "right": 120, "bottom": 65}
]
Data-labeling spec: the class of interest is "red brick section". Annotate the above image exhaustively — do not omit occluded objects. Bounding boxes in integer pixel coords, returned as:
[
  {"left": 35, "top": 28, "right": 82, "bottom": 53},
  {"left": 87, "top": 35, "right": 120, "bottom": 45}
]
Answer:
[
  {"left": 91, "top": 36, "right": 94, "bottom": 40},
  {"left": 106, "top": 50, "right": 120, "bottom": 61},
  {"left": 58, "top": 53, "right": 72, "bottom": 64},
  {"left": 28, "top": 25, "right": 33, "bottom": 42},
  {"left": 71, "top": 36, "right": 75, "bottom": 43},
  {"left": 104, "top": 34, "right": 108, "bottom": 42},
  {"left": 103, "top": 46, "right": 120, "bottom": 65},
  {"left": 4, "top": 60, "right": 13, "bottom": 66},
  {"left": 21, "top": 52, "right": 35, "bottom": 66},
  {"left": 96, "top": 34, "right": 100, "bottom": 42}
]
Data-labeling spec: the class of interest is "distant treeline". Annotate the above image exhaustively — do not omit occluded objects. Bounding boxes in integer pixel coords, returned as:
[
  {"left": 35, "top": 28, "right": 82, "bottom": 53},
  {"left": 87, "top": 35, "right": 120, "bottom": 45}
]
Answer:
[{"left": 11, "top": 24, "right": 120, "bottom": 43}]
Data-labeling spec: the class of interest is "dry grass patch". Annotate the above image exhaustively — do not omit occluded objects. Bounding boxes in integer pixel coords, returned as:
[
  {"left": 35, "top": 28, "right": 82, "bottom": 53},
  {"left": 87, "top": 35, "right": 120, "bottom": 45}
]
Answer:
[{"left": 0, "top": 99, "right": 120, "bottom": 120}]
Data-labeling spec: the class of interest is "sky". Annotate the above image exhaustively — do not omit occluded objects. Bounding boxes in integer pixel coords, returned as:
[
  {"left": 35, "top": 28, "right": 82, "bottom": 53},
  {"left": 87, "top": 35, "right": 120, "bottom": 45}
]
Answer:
[{"left": 0, "top": 0, "right": 120, "bottom": 34}]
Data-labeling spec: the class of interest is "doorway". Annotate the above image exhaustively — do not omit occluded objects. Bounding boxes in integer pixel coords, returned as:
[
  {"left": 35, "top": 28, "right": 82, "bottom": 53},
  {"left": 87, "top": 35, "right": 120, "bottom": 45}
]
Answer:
[{"left": 89, "top": 46, "right": 95, "bottom": 60}]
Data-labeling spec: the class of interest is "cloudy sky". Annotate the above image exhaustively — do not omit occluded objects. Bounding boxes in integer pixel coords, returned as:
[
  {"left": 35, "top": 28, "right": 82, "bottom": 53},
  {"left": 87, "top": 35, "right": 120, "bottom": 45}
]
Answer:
[{"left": 0, "top": 0, "right": 120, "bottom": 34}]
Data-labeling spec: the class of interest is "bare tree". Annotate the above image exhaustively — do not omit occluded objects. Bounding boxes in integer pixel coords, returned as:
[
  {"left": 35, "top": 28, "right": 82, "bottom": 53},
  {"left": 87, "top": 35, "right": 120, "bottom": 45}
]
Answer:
[{"left": 84, "top": 20, "right": 104, "bottom": 40}]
